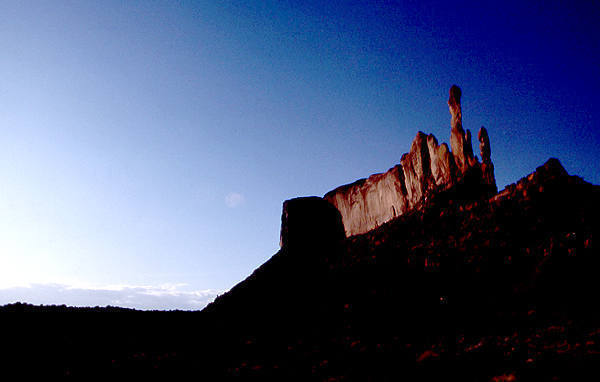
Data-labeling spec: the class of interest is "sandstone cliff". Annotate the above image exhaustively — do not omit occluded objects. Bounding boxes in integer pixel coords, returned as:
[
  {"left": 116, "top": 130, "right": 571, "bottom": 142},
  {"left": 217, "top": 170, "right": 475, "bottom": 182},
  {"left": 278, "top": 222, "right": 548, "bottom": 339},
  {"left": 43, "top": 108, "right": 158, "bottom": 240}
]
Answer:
[{"left": 324, "top": 85, "right": 497, "bottom": 237}]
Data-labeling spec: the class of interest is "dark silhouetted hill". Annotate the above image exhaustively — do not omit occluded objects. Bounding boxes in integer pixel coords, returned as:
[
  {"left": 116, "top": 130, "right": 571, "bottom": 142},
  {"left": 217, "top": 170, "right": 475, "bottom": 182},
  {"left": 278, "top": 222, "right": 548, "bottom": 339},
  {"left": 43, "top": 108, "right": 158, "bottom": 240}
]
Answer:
[{"left": 2, "top": 157, "right": 599, "bottom": 381}]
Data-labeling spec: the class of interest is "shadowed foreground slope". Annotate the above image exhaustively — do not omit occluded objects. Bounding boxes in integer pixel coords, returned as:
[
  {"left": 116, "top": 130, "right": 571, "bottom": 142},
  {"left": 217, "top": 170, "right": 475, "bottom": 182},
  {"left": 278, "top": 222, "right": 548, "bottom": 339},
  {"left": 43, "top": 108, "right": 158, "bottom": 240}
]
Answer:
[{"left": 2, "top": 158, "right": 599, "bottom": 380}]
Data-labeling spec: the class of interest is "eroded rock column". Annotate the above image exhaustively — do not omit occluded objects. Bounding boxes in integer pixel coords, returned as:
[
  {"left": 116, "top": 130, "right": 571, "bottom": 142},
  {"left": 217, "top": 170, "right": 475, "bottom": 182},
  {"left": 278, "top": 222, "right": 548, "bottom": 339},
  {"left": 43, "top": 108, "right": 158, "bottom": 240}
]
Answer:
[
  {"left": 427, "top": 134, "right": 455, "bottom": 188},
  {"left": 449, "top": 85, "right": 476, "bottom": 175},
  {"left": 478, "top": 126, "right": 497, "bottom": 193},
  {"left": 400, "top": 131, "right": 433, "bottom": 207}
]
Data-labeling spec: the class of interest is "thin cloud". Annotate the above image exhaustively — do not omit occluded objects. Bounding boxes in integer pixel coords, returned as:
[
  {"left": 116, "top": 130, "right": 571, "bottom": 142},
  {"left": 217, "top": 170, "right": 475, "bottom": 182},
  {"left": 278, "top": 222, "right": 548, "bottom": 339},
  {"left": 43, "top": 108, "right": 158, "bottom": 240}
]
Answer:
[
  {"left": 225, "top": 192, "right": 245, "bottom": 208},
  {"left": 0, "top": 283, "right": 223, "bottom": 311}
]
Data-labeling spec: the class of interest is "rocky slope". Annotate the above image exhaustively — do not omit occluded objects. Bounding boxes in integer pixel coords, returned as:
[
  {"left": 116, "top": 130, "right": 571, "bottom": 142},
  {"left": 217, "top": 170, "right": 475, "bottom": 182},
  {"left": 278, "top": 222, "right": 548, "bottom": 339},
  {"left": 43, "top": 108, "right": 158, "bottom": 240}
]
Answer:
[
  {"left": 200, "top": 157, "right": 599, "bottom": 381},
  {"left": 2, "top": 157, "right": 598, "bottom": 381}
]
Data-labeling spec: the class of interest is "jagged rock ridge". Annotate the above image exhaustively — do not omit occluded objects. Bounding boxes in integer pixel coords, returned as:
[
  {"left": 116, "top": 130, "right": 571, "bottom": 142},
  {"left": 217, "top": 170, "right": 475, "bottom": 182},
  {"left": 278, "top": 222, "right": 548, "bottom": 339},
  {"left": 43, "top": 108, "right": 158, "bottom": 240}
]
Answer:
[{"left": 324, "top": 85, "right": 497, "bottom": 237}]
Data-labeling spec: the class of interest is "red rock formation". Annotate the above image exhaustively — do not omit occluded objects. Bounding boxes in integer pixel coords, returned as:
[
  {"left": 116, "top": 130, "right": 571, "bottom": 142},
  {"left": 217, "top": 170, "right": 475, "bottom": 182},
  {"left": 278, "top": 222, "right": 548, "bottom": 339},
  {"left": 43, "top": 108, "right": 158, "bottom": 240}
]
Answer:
[
  {"left": 478, "top": 126, "right": 497, "bottom": 193},
  {"left": 323, "top": 166, "right": 409, "bottom": 238},
  {"left": 400, "top": 132, "right": 433, "bottom": 207},
  {"left": 426, "top": 134, "right": 455, "bottom": 188},
  {"left": 324, "top": 85, "right": 496, "bottom": 237},
  {"left": 448, "top": 85, "right": 477, "bottom": 174}
]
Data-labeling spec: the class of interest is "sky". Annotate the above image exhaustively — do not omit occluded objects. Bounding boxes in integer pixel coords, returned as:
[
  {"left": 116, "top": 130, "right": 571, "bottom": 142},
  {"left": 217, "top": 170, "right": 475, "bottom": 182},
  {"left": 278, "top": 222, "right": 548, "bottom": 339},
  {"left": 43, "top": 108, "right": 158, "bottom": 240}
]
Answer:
[{"left": 0, "top": 1, "right": 598, "bottom": 310}]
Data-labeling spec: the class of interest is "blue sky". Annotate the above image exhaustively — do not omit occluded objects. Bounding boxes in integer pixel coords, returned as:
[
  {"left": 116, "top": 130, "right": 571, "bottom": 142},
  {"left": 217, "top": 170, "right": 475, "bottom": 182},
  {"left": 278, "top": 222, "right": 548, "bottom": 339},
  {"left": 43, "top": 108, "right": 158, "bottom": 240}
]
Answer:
[{"left": 1, "top": 1, "right": 598, "bottom": 309}]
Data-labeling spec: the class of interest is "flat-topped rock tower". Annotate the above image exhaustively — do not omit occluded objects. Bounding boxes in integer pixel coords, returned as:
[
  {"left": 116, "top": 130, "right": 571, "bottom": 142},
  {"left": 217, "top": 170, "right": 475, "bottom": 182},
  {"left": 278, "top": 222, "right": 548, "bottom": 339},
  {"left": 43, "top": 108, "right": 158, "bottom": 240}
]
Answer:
[{"left": 322, "top": 85, "right": 497, "bottom": 237}]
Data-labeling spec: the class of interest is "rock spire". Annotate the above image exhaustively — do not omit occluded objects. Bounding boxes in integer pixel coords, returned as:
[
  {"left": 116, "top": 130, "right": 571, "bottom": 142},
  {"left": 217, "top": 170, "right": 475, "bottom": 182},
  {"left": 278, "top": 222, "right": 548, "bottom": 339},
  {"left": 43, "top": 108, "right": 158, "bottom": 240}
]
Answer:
[
  {"left": 478, "top": 126, "right": 497, "bottom": 192},
  {"left": 448, "top": 85, "right": 477, "bottom": 175}
]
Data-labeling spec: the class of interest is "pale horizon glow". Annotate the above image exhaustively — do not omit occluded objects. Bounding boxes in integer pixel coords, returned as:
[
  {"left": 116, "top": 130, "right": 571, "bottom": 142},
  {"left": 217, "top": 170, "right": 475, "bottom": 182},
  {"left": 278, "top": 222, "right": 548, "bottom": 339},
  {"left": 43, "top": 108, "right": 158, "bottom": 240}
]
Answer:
[{"left": 0, "top": 281, "right": 222, "bottom": 311}]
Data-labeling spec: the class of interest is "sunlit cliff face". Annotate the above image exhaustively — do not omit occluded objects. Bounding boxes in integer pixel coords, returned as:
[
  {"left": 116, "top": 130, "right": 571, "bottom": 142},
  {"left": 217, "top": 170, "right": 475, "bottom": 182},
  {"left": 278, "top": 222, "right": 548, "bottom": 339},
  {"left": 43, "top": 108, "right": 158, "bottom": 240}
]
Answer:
[{"left": 324, "top": 86, "right": 496, "bottom": 237}]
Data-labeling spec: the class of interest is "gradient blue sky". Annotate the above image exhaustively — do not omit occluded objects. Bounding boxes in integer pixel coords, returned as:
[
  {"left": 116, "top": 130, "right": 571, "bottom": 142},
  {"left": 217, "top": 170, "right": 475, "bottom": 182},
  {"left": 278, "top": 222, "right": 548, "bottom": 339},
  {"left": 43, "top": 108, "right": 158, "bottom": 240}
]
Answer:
[{"left": 1, "top": 1, "right": 598, "bottom": 309}]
